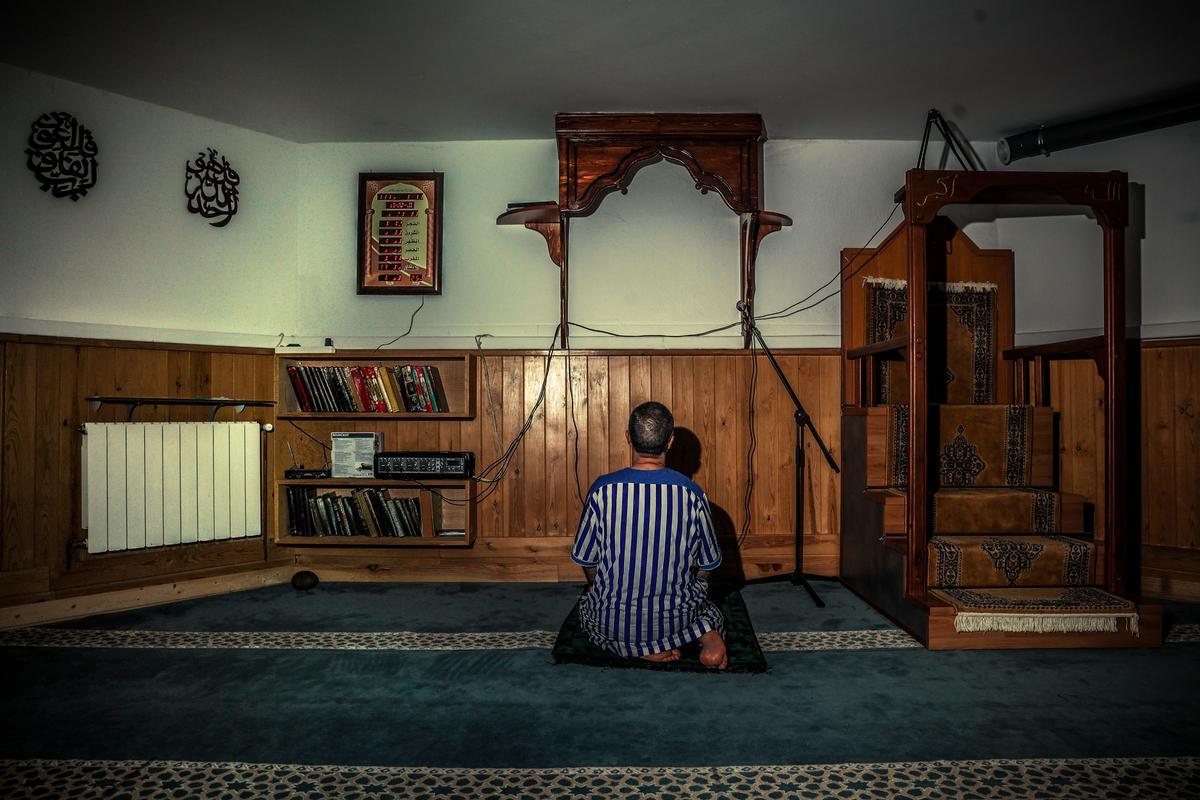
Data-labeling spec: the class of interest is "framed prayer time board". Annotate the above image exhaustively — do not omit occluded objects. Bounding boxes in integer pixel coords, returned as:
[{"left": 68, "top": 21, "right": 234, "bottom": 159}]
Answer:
[{"left": 357, "top": 172, "right": 443, "bottom": 294}]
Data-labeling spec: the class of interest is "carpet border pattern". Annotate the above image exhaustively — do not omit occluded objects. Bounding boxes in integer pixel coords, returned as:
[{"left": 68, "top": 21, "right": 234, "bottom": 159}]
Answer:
[
  {"left": 2, "top": 757, "right": 1197, "bottom": 799},
  {"left": 2, "top": 625, "right": 1197, "bottom": 650}
]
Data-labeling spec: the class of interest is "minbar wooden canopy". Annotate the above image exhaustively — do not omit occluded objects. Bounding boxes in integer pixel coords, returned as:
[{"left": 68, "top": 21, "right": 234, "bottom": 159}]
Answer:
[{"left": 497, "top": 113, "right": 792, "bottom": 347}]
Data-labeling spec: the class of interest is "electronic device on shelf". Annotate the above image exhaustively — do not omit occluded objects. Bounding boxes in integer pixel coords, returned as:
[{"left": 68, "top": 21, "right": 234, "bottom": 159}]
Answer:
[
  {"left": 284, "top": 468, "right": 332, "bottom": 479},
  {"left": 374, "top": 451, "right": 475, "bottom": 480},
  {"left": 284, "top": 442, "right": 332, "bottom": 479}
]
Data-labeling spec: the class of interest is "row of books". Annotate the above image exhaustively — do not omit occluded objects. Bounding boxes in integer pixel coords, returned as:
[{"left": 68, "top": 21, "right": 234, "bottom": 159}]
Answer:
[
  {"left": 285, "top": 487, "right": 425, "bottom": 538},
  {"left": 286, "top": 364, "right": 449, "bottom": 413}
]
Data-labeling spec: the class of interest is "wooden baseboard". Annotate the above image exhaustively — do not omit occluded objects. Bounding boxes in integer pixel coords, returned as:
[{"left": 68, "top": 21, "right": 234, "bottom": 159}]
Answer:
[
  {"left": 925, "top": 602, "right": 1162, "bottom": 650},
  {"left": 0, "top": 563, "right": 294, "bottom": 630}
]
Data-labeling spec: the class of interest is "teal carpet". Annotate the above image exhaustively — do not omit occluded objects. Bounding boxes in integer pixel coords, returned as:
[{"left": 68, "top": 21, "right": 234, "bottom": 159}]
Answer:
[{"left": 2, "top": 581, "right": 1199, "bottom": 798}]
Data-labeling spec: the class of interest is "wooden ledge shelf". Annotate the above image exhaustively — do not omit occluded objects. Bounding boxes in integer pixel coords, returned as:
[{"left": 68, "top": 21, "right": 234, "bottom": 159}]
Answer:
[
  {"left": 496, "top": 202, "right": 560, "bottom": 226},
  {"left": 276, "top": 534, "right": 472, "bottom": 548},
  {"left": 86, "top": 395, "right": 273, "bottom": 421},
  {"left": 496, "top": 112, "right": 791, "bottom": 347},
  {"left": 277, "top": 411, "right": 474, "bottom": 421}
]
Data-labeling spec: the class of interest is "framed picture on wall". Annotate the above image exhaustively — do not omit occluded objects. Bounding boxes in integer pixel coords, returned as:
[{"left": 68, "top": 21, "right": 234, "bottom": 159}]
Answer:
[{"left": 357, "top": 172, "right": 443, "bottom": 294}]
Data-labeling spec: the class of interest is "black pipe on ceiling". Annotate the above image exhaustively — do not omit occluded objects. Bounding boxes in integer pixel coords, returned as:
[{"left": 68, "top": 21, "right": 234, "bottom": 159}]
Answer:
[{"left": 997, "top": 89, "right": 1200, "bottom": 164}]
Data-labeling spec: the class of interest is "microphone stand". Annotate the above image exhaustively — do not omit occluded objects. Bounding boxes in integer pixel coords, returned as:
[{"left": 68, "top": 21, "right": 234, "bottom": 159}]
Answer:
[{"left": 739, "top": 303, "right": 840, "bottom": 607}]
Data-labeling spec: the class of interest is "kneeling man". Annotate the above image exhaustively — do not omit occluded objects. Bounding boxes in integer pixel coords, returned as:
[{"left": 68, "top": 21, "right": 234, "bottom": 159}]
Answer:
[{"left": 571, "top": 401, "right": 727, "bottom": 669}]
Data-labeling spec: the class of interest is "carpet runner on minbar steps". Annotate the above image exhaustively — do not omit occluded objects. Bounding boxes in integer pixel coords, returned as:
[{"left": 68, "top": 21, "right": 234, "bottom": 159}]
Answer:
[{"left": 928, "top": 535, "right": 1094, "bottom": 589}]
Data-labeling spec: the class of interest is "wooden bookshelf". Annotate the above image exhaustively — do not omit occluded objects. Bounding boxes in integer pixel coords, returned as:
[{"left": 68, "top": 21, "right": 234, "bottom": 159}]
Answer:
[
  {"left": 272, "top": 351, "right": 479, "bottom": 549},
  {"left": 275, "top": 479, "right": 474, "bottom": 547},
  {"left": 276, "top": 351, "right": 476, "bottom": 419}
]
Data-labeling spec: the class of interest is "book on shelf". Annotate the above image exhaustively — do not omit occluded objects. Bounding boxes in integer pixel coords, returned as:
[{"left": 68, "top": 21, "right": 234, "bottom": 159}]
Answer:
[
  {"left": 285, "top": 487, "right": 425, "bottom": 538},
  {"left": 285, "top": 363, "right": 451, "bottom": 413}
]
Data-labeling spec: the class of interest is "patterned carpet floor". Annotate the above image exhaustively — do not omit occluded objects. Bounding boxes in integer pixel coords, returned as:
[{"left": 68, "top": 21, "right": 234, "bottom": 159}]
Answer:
[{"left": 2, "top": 580, "right": 1199, "bottom": 799}]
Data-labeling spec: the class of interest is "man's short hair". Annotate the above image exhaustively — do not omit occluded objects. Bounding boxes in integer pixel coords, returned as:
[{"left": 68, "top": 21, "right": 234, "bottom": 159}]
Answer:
[{"left": 629, "top": 401, "right": 674, "bottom": 455}]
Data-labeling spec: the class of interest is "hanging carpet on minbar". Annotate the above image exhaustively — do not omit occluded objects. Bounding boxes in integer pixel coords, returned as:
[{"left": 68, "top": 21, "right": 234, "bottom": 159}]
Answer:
[
  {"left": 865, "top": 278, "right": 998, "bottom": 406},
  {"left": 869, "top": 404, "right": 1054, "bottom": 489},
  {"left": 931, "top": 586, "right": 1139, "bottom": 635},
  {"left": 552, "top": 587, "right": 768, "bottom": 673},
  {"left": 928, "top": 535, "right": 1094, "bottom": 589}
]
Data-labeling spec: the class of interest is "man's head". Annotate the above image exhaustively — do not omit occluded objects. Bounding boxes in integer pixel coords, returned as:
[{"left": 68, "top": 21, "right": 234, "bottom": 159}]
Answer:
[{"left": 627, "top": 401, "right": 674, "bottom": 456}]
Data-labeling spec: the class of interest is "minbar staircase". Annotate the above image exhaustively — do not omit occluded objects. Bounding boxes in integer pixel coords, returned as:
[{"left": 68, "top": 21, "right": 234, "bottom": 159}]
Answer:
[{"left": 838, "top": 170, "right": 1161, "bottom": 650}]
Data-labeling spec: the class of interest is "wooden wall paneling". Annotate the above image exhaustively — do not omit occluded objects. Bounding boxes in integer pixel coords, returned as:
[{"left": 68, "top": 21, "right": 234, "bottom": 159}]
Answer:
[
  {"left": 669, "top": 355, "right": 694, "bottom": 478},
  {"left": 32, "top": 345, "right": 65, "bottom": 573},
  {"left": 795, "top": 354, "right": 821, "bottom": 539},
  {"left": 732, "top": 353, "right": 751, "bottom": 537},
  {"left": 1142, "top": 348, "right": 1177, "bottom": 549},
  {"left": 475, "top": 352, "right": 506, "bottom": 536},
  {"left": 607, "top": 356, "right": 630, "bottom": 476},
  {"left": 1173, "top": 346, "right": 1199, "bottom": 550},
  {"left": 55, "top": 346, "right": 79, "bottom": 579},
  {"left": 501, "top": 355, "right": 525, "bottom": 538},
  {"left": 116, "top": 349, "right": 170, "bottom": 420},
  {"left": 711, "top": 353, "right": 741, "bottom": 539},
  {"left": 586, "top": 357, "right": 610, "bottom": 505},
  {"left": 521, "top": 355, "right": 547, "bottom": 536},
  {"left": 629, "top": 355, "right": 651, "bottom": 410},
  {"left": 543, "top": 356, "right": 567, "bottom": 536},
  {"left": 79, "top": 346, "right": 117, "bottom": 422},
  {"left": 3, "top": 344, "right": 37, "bottom": 572},
  {"left": 650, "top": 356, "right": 672, "bottom": 413},
  {"left": 565, "top": 354, "right": 589, "bottom": 528},
  {"left": 751, "top": 352, "right": 786, "bottom": 535},
  {"left": 691, "top": 355, "right": 717, "bottom": 500},
  {"left": 819, "top": 355, "right": 842, "bottom": 537}
]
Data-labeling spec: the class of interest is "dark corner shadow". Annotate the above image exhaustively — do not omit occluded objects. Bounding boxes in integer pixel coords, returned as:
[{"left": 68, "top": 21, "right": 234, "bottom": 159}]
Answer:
[{"left": 667, "top": 426, "right": 747, "bottom": 587}]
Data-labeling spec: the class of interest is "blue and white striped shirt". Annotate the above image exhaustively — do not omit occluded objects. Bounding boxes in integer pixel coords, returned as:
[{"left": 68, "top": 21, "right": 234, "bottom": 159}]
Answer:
[{"left": 571, "top": 467, "right": 723, "bottom": 657}]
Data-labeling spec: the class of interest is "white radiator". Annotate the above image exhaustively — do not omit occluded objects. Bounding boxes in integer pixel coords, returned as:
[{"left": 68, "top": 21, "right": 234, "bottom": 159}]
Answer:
[{"left": 83, "top": 422, "right": 262, "bottom": 553}]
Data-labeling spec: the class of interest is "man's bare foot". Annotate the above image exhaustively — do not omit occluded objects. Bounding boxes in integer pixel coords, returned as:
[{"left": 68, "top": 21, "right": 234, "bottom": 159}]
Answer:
[
  {"left": 641, "top": 648, "right": 681, "bottom": 663},
  {"left": 698, "top": 630, "right": 728, "bottom": 670}
]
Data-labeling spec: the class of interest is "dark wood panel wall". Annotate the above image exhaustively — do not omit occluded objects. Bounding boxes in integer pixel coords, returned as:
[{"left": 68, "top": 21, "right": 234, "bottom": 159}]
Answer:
[
  {"left": 0, "top": 335, "right": 276, "bottom": 602},
  {"left": 277, "top": 350, "right": 844, "bottom": 583},
  {"left": 3, "top": 333, "right": 1196, "bottom": 605},
  {"left": 0, "top": 336, "right": 844, "bottom": 603},
  {"left": 1050, "top": 341, "right": 1200, "bottom": 599}
]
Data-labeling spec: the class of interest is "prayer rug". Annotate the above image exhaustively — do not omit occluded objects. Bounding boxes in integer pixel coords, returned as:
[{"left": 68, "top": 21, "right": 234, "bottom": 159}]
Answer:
[
  {"left": 931, "top": 586, "right": 1139, "bottom": 635},
  {"left": 552, "top": 588, "right": 768, "bottom": 673}
]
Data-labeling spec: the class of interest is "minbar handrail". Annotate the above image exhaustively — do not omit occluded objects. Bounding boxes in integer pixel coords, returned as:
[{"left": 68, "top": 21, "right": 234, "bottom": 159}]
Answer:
[
  {"left": 1003, "top": 335, "right": 1105, "bottom": 361},
  {"left": 846, "top": 335, "right": 909, "bottom": 360}
]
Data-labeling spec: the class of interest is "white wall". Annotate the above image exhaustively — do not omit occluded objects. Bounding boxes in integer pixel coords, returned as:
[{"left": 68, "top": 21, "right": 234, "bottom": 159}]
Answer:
[
  {"left": 2, "top": 65, "right": 1196, "bottom": 349},
  {"left": 0, "top": 64, "right": 297, "bottom": 346},
  {"left": 986, "top": 122, "right": 1200, "bottom": 342}
]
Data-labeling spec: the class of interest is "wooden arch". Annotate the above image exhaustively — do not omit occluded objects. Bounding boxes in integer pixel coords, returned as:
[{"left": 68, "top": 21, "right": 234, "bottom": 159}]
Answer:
[
  {"left": 896, "top": 169, "right": 1133, "bottom": 602},
  {"left": 497, "top": 113, "right": 792, "bottom": 347}
]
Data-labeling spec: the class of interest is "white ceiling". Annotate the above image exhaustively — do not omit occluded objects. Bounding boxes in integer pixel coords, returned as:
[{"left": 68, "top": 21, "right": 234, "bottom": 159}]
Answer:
[{"left": 3, "top": 0, "right": 1198, "bottom": 143}]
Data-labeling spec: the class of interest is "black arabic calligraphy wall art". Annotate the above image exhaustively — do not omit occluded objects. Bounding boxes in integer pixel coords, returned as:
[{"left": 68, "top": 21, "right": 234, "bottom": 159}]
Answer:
[
  {"left": 25, "top": 112, "right": 99, "bottom": 201},
  {"left": 185, "top": 148, "right": 240, "bottom": 227}
]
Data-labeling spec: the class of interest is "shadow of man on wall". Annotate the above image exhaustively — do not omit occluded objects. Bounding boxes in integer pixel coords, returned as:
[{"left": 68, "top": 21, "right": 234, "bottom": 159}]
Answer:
[{"left": 667, "top": 426, "right": 746, "bottom": 588}]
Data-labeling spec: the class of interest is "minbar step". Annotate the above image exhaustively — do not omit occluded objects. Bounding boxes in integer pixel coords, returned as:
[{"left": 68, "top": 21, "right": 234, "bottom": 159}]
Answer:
[
  {"left": 877, "top": 488, "right": 1085, "bottom": 535},
  {"left": 927, "top": 534, "right": 1094, "bottom": 588},
  {"left": 925, "top": 596, "right": 1163, "bottom": 650}
]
